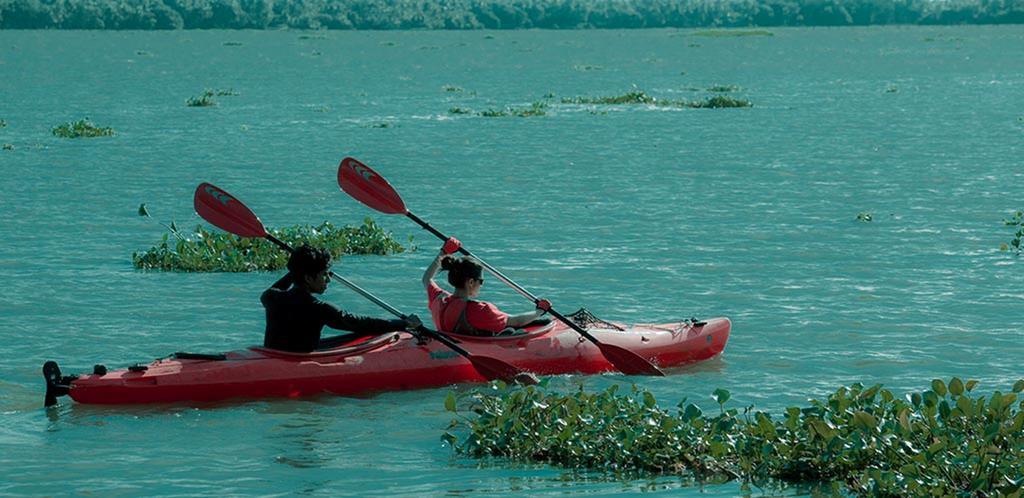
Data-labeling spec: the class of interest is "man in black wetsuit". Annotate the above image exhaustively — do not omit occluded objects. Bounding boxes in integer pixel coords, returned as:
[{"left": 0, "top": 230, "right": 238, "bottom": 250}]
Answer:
[{"left": 261, "top": 245, "right": 422, "bottom": 353}]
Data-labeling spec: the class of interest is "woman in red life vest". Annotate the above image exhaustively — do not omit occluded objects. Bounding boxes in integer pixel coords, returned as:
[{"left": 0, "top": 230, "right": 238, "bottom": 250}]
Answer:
[{"left": 422, "top": 238, "right": 547, "bottom": 336}]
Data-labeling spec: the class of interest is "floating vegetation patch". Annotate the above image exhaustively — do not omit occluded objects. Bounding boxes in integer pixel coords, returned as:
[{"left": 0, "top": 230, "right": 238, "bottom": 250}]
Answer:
[
  {"left": 446, "top": 378, "right": 1024, "bottom": 496},
  {"left": 480, "top": 102, "right": 548, "bottom": 117},
  {"left": 563, "top": 91, "right": 656, "bottom": 105},
  {"left": 707, "top": 85, "right": 740, "bottom": 93},
  {"left": 223, "top": 41, "right": 243, "bottom": 46},
  {"left": 216, "top": 88, "right": 239, "bottom": 96},
  {"left": 135, "top": 50, "right": 152, "bottom": 56},
  {"left": 448, "top": 107, "right": 472, "bottom": 115},
  {"left": 690, "top": 95, "right": 752, "bottom": 108},
  {"left": 298, "top": 34, "right": 327, "bottom": 40},
  {"left": 1000, "top": 210, "right": 1023, "bottom": 254},
  {"left": 692, "top": 29, "right": 774, "bottom": 37},
  {"left": 186, "top": 91, "right": 216, "bottom": 107},
  {"left": 3, "top": 144, "right": 13, "bottom": 150},
  {"left": 133, "top": 218, "right": 411, "bottom": 272},
  {"left": 572, "top": 64, "right": 604, "bottom": 71},
  {"left": 0, "top": 119, "right": 6, "bottom": 128},
  {"left": 51, "top": 119, "right": 114, "bottom": 138},
  {"left": 443, "top": 85, "right": 464, "bottom": 92},
  {"left": 563, "top": 91, "right": 751, "bottom": 109}
]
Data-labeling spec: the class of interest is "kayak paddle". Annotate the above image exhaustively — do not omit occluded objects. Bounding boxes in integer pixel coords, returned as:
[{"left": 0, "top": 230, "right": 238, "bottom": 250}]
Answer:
[
  {"left": 192, "top": 182, "right": 538, "bottom": 385},
  {"left": 336, "top": 158, "right": 665, "bottom": 377}
]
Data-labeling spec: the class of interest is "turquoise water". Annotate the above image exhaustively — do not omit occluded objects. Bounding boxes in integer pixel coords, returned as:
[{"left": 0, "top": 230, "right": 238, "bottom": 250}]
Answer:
[{"left": 1, "top": 27, "right": 1023, "bottom": 495}]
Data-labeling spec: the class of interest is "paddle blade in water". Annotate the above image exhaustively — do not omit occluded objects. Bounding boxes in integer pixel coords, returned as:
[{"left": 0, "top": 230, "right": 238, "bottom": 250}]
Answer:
[
  {"left": 337, "top": 157, "right": 407, "bottom": 215},
  {"left": 470, "top": 356, "right": 539, "bottom": 385},
  {"left": 193, "top": 183, "right": 268, "bottom": 238},
  {"left": 597, "top": 343, "right": 665, "bottom": 376}
]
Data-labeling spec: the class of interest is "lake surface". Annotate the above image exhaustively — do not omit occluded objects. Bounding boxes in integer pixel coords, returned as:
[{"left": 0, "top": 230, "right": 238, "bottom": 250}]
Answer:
[{"left": 1, "top": 26, "right": 1022, "bottom": 496}]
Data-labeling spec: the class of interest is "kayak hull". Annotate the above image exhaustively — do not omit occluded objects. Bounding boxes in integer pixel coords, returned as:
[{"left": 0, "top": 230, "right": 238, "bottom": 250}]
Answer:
[{"left": 65, "top": 317, "right": 730, "bottom": 405}]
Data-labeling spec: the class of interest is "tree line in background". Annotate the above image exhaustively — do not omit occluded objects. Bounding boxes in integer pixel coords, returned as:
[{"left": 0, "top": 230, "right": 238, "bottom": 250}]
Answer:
[{"left": 1, "top": 0, "right": 1022, "bottom": 29}]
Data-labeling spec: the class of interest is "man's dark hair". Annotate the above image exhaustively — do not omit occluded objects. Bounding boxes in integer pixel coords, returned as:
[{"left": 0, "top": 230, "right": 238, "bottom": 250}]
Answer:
[{"left": 287, "top": 245, "right": 331, "bottom": 278}]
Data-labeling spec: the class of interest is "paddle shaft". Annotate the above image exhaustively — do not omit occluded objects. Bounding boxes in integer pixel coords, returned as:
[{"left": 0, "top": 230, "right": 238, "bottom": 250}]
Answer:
[
  {"left": 405, "top": 212, "right": 605, "bottom": 345},
  {"left": 263, "top": 234, "right": 475, "bottom": 357}
]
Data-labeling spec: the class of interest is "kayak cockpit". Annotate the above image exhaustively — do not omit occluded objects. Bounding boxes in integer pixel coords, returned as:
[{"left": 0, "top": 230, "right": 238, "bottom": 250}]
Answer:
[{"left": 249, "top": 332, "right": 402, "bottom": 359}]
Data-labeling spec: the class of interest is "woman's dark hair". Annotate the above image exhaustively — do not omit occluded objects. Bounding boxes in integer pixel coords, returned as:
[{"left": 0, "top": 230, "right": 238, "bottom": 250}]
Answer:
[
  {"left": 287, "top": 245, "right": 331, "bottom": 278},
  {"left": 440, "top": 255, "right": 483, "bottom": 289}
]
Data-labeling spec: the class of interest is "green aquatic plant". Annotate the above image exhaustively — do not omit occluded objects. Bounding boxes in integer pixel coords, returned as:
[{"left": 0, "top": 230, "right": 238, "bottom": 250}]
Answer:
[
  {"left": 564, "top": 91, "right": 750, "bottom": 109},
  {"left": 689, "top": 95, "right": 752, "bottom": 108},
  {"left": 448, "top": 107, "right": 472, "bottom": 115},
  {"left": 443, "top": 85, "right": 463, "bottom": 92},
  {"left": 186, "top": 91, "right": 216, "bottom": 107},
  {"left": 707, "top": 85, "right": 739, "bottom": 93},
  {"left": 51, "top": 119, "right": 114, "bottom": 138},
  {"left": 133, "top": 218, "right": 411, "bottom": 272},
  {"left": 563, "top": 91, "right": 658, "bottom": 105},
  {"left": 446, "top": 378, "right": 1024, "bottom": 496},
  {"left": 1000, "top": 210, "right": 1024, "bottom": 254},
  {"left": 216, "top": 88, "right": 239, "bottom": 96},
  {"left": 3, "top": 143, "right": 13, "bottom": 150},
  {"left": 0, "top": 119, "right": 6, "bottom": 128},
  {"left": 511, "top": 102, "right": 548, "bottom": 117},
  {"left": 477, "top": 102, "right": 548, "bottom": 118},
  {"left": 692, "top": 29, "right": 774, "bottom": 37}
]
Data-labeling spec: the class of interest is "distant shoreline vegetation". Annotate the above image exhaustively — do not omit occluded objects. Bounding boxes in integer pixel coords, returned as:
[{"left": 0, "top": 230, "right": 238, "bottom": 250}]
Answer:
[{"left": 1, "top": 0, "right": 1022, "bottom": 29}]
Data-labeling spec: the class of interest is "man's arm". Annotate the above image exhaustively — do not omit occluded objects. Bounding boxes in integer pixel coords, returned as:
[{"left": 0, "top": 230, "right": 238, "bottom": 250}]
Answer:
[{"left": 319, "top": 301, "right": 408, "bottom": 335}]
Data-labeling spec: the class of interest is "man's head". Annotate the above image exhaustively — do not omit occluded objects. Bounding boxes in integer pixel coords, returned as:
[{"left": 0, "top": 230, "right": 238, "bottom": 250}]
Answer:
[{"left": 287, "top": 245, "right": 332, "bottom": 294}]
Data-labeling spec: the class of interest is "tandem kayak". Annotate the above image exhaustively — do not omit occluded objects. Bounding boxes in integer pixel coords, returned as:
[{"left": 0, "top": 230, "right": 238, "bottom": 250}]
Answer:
[{"left": 43, "top": 314, "right": 730, "bottom": 406}]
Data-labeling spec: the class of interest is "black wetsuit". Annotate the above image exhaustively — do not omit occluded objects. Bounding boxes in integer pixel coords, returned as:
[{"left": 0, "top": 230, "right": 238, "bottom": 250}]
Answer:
[{"left": 261, "top": 274, "right": 407, "bottom": 353}]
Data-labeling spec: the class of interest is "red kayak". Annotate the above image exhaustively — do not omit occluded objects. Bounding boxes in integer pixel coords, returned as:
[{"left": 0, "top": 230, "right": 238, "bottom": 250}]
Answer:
[{"left": 43, "top": 315, "right": 730, "bottom": 405}]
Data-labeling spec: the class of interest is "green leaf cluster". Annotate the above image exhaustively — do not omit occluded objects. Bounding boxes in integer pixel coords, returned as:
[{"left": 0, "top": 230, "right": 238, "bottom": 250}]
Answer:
[
  {"left": 132, "top": 218, "right": 410, "bottom": 272},
  {"left": 51, "top": 118, "right": 114, "bottom": 138},
  {"left": 446, "top": 378, "right": 1024, "bottom": 496},
  {"left": 1001, "top": 211, "right": 1024, "bottom": 255}
]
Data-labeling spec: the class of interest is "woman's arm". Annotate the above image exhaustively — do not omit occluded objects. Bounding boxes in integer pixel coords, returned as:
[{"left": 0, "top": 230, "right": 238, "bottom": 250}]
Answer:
[
  {"left": 422, "top": 250, "right": 445, "bottom": 290},
  {"left": 505, "top": 309, "right": 546, "bottom": 328}
]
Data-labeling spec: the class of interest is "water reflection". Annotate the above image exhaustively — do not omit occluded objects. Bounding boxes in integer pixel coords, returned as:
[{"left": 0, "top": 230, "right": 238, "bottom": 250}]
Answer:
[{"left": 264, "top": 403, "right": 339, "bottom": 470}]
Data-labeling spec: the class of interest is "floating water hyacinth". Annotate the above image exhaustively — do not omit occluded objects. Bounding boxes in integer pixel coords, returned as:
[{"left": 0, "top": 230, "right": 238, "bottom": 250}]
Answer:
[
  {"left": 1001, "top": 210, "right": 1023, "bottom": 254},
  {"left": 563, "top": 91, "right": 751, "bottom": 108},
  {"left": 51, "top": 118, "right": 114, "bottom": 138},
  {"left": 133, "top": 219, "right": 411, "bottom": 272},
  {"left": 445, "top": 378, "right": 1024, "bottom": 496},
  {"left": 186, "top": 91, "right": 216, "bottom": 107},
  {"left": 453, "top": 102, "right": 548, "bottom": 118}
]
